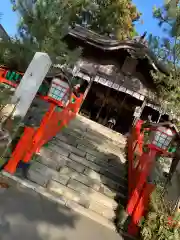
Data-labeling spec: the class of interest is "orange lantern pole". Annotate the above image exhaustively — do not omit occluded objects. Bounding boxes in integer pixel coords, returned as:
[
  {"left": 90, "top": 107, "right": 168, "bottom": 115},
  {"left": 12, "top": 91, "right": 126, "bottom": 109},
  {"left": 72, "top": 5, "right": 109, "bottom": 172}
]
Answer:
[
  {"left": 4, "top": 75, "right": 84, "bottom": 174},
  {"left": 127, "top": 123, "right": 176, "bottom": 237}
]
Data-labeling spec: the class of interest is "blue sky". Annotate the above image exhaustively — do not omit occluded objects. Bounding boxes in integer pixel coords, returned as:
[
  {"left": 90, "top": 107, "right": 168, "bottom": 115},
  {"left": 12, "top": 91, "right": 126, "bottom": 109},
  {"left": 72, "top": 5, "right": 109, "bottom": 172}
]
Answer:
[
  {"left": 132, "top": 0, "right": 164, "bottom": 36},
  {"left": 1, "top": 0, "right": 165, "bottom": 37},
  {"left": 0, "top": 1, "right": 18, "bottom": 36}
]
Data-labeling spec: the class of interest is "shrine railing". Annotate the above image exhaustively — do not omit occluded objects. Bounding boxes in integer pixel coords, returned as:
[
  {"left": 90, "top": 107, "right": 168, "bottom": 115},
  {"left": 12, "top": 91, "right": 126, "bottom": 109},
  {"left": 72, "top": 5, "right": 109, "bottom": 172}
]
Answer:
[
  {"left": 126, "top": 119, "right": 177, "bottom": 237},
  {"left": 4, "top": 93, "right": 83, "bottom": 174},
  {"left": 126, "top": 120, "right": 156, "bottom": 236},
  {"left": 0, "top": 66, "right": 84, "bottom": 174}
]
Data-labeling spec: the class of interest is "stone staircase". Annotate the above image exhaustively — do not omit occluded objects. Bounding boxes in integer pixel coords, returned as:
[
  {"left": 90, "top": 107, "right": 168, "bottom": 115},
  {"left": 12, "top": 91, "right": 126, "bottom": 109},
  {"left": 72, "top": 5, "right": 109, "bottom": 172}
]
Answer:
[{"left": 24, "top": 115, "right": 128, "bottom": 230}]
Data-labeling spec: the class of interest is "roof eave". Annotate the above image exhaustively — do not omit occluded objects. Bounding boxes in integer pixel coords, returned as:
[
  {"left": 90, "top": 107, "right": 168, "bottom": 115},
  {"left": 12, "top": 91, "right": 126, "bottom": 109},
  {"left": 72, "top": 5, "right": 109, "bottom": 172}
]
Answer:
[{"left": 68, "top": 26, "right": 170, "bottom": 76}]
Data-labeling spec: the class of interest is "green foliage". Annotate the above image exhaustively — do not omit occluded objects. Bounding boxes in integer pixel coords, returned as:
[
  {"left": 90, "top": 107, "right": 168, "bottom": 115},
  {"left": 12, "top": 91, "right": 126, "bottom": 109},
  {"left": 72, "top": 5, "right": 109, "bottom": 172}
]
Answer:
[
  {"left": 153, "top": 0, "right": 180, "bottom": 37},
  {"left": 14, "top": 0, "right": 141, "bottom": 39},
  {"left": 147, "top": 1, "right": 180, "bottom": 117},
  {"left": 71, "top": 0, "right": 141, "bottom": 39},
  {"left": 139, "top": 186, "right": 180, "bottom": 240},
  {"left": 151, "top": 71, "right": 180, "bottom": 117},
  {"left": 0, "top": 0, "right": 81, "bottom": 71},
  {"left": 0, "top": 84, "right": 14, "bottom": 125},
  {"left": 0, "top": 85, "right": 12, "bottom": 107},
  {"left": 0, "top": 0, "right": 141, "bottom": 71},
  {"left": 0, "top": 38, "right": 35, "bottom": 72}
]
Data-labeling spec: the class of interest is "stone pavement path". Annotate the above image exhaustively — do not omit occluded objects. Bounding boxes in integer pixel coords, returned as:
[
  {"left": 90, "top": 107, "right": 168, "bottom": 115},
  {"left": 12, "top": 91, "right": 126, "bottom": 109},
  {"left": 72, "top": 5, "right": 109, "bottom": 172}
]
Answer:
[{"left": 0, "top": 185, "right": 124, "bottom": 240}]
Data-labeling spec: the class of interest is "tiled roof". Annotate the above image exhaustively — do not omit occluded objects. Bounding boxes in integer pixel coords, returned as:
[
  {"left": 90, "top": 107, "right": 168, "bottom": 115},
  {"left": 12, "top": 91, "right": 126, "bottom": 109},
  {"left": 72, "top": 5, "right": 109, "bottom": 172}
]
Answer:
[{"left": 68, "top": 25, "right": 169, "bottom": 76}]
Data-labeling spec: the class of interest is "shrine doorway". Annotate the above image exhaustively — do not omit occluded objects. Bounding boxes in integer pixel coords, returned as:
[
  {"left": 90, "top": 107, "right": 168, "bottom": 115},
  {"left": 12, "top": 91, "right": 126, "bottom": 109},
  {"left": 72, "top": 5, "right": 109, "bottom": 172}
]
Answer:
[{"left": 80, "top": 82, "right": 142, "bottom": 134}]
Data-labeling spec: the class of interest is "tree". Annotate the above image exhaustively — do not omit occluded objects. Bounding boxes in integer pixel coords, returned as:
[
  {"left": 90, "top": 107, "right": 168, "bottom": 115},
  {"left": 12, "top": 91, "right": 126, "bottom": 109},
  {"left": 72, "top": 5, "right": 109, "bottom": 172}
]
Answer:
[
  {"left": 70, "top": 0, "right": 141, "bottom": 39},
  {"left": 7, "top": 0, "right": 81, "bottom": 71},
  {"left": 0, "top": 0, "right": 81, "bottom": 71},
  {"left": 0, "top": 0, "right": 141, "bottom": 71},
  {"left": 12, "top": 0, "right": 141, "bottom": 39},
  {"left": 147, "top": 0, "right": 180, "bottom": 117}
]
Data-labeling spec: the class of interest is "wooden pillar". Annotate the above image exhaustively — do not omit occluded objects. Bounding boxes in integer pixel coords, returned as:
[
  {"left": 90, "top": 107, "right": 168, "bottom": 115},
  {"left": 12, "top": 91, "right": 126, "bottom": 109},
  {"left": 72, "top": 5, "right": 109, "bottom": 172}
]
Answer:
[
  {"left": 82, "top": 76, "right": 94, "bottom": 102},
  {"left": 132, "top": 98, "right": 146, "bottom": 126},
  {"left": 157, "top": 110, "right": 162, "bottom": 123},
  {"left": 96, "top": 87, "right": 110, "bottom": 121},
  {"left": 78, "top": 67, "right": 98, "bottom": 112}
]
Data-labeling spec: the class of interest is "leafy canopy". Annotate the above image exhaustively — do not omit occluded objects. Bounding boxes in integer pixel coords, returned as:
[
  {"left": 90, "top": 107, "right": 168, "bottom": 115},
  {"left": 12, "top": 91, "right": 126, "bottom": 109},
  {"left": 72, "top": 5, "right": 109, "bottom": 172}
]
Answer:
[
  {"left": 148, "top": 0, "right": 180, "bottom": 117},
  {"left": 71, "top": 0, "right": 141, "bottom": 39},
  {"left": 0, "top": 0, "right": 141, "bottom": 71},
  {"left": 7, "top": 0, "right": 81, "bottom": 71}
]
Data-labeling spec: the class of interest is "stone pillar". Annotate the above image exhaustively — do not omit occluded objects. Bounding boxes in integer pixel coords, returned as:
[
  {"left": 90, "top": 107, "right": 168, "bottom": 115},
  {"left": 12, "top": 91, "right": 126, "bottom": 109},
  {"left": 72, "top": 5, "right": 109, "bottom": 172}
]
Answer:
[
  {"left": 0, "top": 53, "right": 52, "bottom": 159},
  {"left": 11, "top": 52, "right": 52, "bottom": 118}
]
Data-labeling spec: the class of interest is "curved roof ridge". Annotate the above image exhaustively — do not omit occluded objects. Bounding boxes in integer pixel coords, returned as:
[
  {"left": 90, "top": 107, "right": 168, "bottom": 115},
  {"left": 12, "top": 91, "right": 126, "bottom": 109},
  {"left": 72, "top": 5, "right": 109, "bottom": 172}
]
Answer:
[{"left": 69, "top": 25, "right": 169, "bottom": 76}]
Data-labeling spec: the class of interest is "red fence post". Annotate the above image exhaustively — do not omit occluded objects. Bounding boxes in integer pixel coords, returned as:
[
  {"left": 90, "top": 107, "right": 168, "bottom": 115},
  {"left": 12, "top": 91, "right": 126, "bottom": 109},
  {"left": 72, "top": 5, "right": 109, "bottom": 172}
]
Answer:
[
  {"left": 126, "top": 119, "right": 159, "bottom": 237},
  {"left": 3, "top": 93, "right": 83, "bottom": 174},
  {"left": 23, "top": 103, "right": 56, "bottom": 163},
  {"left": 4, "top": 127, "right": 35, "bottom": 174},
  {"left": 127, "top": 150, "right": 156, "bottom": 216},
  {"left": 128, "top": 183, "right": 155, "bottom": 236},
  {"left": 128, "top": 120, "right": 144, "bottom": 196},
  {"left": 1, "top": 68, "right": 85, "bottom": 174},
  {"left": 128, "top": 135, "right": 133, "bottom": 196},
  {"left": 22, "top": 93, "right": 83, "bottom": 164}
]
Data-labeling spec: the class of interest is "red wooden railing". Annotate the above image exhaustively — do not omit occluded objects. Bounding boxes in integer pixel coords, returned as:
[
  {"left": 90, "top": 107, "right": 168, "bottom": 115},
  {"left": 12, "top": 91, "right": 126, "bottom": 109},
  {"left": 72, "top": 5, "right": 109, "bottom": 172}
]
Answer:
[
  {"left": 126, "top": 120, "right": 156, "bottom": 236},
  {"left": 127, "top": 120, "right": 145, "bottom": 195},
  {"left": 0, "top": 66, "right": 84, "bottom": 174},
  {"left": 127, "top": 121, "right": 179, "bottom": 236},
  {"left": 4, "top": 93, "right": 83, "bottom": 174}
]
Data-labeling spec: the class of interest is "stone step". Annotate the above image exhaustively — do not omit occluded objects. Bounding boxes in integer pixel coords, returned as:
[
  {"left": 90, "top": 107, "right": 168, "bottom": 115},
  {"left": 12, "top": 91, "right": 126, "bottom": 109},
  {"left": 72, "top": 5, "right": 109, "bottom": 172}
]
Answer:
[
  {"left": 56, "top": 131, "right": 125, "bottom": 154},
  {"left": 65, "top": 200, "right": 116, "bottom": 231},
  {"left": 40, "top": 145, "right": 127, "bottom": 186},
  {"left": 37, "top": 147, "right": 68, "bottom": 170},
  {"left": 50, "top": 139, "right": 86, "bottom": 158},
  {"left": 37, "top": 149, "right": 127, "bottom": 199},
  {"left": 51, "top": 139, "right": 126, "bottom": 174},
  {"left": 69, "top": 153, "right": 127, "bottom": 183},
  {"left": 48, "top": 179, "right": 117, "bottom": 221},
  {"left": 1, "top": 171, "right": 116, "bottom": 231},
  {"left": 66, "top": 178, "right": 118, "bottom": 209},
  {"left": 69, "top": 115, "right": 127, "bottom": 145},
  {"left": 84, "top": 168, "right": 127, "bottom": 192},
  {"left": 25, "top": 148, "right": 128, "bottom": 228},
  {"left": 57, "top": 121, "right": 126, "bottom": 160},
  {"left": 89, "top": 200, "right": 116, "bottom": 220},
  {"left": 61, "top": 127, "right": 126, "bottom": 152},
  {"left": 64, "top": 116, "right": 126, "bottom": 140},
  {"left": 48, "top": 180, "right": 90, "bottom": 208},
  {"left": 30, "top": 114, "right": 128, "bottom": 227},
  {"left": 47, "top": 141, "right": 127, "bottom": 182}
]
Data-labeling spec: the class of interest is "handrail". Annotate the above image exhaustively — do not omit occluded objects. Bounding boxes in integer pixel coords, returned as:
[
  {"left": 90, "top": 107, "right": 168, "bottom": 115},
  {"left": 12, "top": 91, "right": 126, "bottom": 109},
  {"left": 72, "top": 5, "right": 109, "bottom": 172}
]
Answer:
[
  {"left": 127, "top": 121, "right": 178, "bottom": 236},
  {"left": 4, "top": 93, "right": 83, "bottom": 174},
  {"left": 127, "top": 121, "right": 156, "bottom": 236}
]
